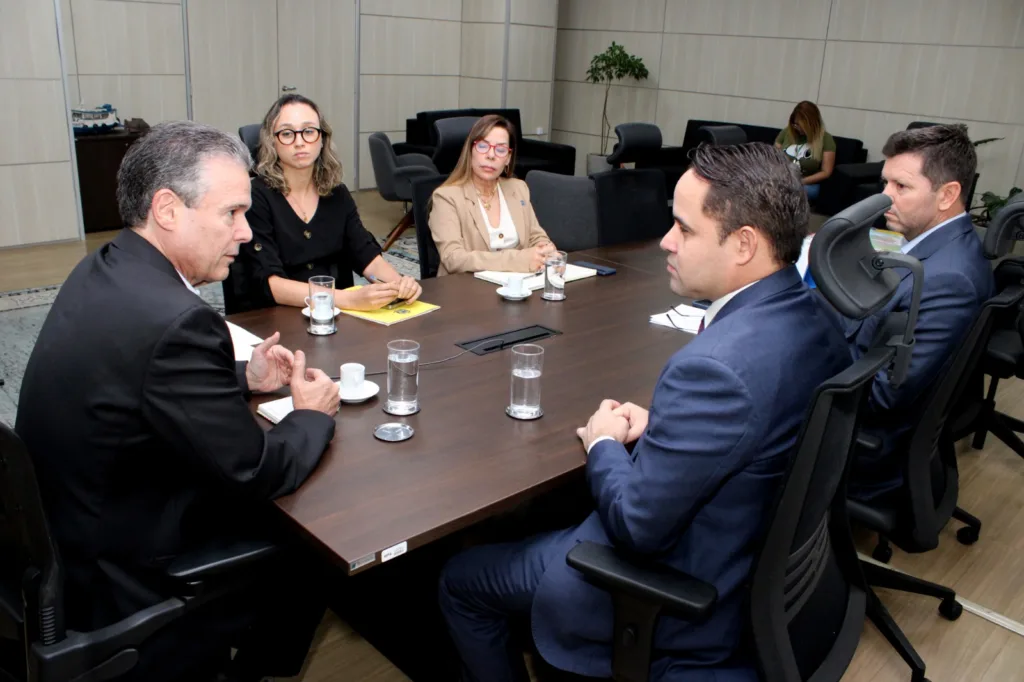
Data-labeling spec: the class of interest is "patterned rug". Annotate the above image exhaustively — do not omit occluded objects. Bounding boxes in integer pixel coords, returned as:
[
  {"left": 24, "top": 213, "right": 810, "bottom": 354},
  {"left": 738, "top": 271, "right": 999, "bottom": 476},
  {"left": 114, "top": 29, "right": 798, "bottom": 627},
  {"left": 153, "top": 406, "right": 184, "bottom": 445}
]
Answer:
[{"left": 0, "top": 234, "right": 421, "bottom": 426}]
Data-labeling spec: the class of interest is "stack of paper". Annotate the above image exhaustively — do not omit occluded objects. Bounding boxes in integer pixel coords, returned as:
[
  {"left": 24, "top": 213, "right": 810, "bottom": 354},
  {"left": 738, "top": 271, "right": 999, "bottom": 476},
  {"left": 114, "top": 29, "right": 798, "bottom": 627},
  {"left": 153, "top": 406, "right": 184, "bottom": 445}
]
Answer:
[
  {"left": 339, "top": 286, "right": 440, "bottom": 326},
  {"left": 650, "top": 304, "right": 704, "bottom": 334},
  {"left": 256, "top": 382, "right": 341, "bottom": 424},
  {"left": 227, "top": 321, "right": 263, "bottom": 362},
  {"left": 474, "top": 264, "right": 597, "bottom": 290}
]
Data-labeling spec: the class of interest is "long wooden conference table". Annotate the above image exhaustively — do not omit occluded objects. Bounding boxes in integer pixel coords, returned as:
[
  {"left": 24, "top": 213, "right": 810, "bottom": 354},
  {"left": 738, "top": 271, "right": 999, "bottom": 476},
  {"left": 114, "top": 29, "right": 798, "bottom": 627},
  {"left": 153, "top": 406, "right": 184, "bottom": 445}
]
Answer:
[{"left": 229, "top": 241, "right": 689, "bottom": 576}]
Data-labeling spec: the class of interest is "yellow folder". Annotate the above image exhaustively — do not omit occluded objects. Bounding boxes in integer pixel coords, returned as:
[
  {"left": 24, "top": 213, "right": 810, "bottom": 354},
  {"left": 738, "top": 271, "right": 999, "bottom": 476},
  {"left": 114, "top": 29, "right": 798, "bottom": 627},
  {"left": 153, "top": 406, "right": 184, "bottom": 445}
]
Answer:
[{"left": 338, "top": 286, "right": 439, "bottom": 326}]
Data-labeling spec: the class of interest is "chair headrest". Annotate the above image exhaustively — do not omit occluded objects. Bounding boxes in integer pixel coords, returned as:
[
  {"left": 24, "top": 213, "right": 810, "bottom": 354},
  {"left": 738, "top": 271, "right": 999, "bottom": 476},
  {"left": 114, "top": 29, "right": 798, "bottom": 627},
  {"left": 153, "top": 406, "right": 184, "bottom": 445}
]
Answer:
[
  {"left": 698, "top": 125, "right": 747, "bottom": 146},
  {"left": 606, "top": 123, "right": 662, "bottom": 165},
  {"left": 810, "top": 194, "right": 900, "bottom": 320},
  {"left": 434, "top": 116, "right": 480, "bottom": 145},
  {"left": 983, "top": 192, "right": 1024, "bottom": 259}
]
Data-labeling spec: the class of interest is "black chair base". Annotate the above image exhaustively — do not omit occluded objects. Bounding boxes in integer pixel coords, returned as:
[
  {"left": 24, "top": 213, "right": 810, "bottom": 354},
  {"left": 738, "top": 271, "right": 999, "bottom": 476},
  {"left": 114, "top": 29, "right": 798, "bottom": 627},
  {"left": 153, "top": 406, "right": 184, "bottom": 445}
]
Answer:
[
  {"left": 871, "top": 504, "right": 982, "bottom": 563},
  {"left": 863, "top": 561, "right": 963, "bottom": 682},
  {"left": 968, "top": 374, "right": 1024, "bottom": 460}
]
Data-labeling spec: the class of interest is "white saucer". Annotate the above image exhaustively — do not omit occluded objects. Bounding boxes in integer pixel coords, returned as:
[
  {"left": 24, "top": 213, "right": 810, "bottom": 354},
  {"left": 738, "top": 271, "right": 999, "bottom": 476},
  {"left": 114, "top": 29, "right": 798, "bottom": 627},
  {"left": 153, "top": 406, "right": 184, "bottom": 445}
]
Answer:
[
  {"left": 339, "top": 380, "right": 380, "bottom": 403},
  {"left": 497, "top": 286, "right": 531, "bottom": 301},
  {"left": 302, "top": 306, "right": 341, "bottom": 318}
]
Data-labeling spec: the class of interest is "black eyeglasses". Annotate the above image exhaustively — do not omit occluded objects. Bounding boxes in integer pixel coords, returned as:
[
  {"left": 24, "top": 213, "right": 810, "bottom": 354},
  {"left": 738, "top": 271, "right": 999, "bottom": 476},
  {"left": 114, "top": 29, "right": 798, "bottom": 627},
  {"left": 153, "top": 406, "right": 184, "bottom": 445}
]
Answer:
[{"left": 274, "top": 127, "right": 322, "bottom": 145}]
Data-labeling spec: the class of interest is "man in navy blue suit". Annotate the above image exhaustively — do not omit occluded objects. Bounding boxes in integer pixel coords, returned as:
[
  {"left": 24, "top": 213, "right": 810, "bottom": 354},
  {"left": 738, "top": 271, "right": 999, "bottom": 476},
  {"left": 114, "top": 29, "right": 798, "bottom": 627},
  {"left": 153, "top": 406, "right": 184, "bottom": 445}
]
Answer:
[
  {"left": 845, "top": 124, "right": 993, "bottom": 501},
  {"left": 438, "top": 143, "right": 852, "bottom": 681}
]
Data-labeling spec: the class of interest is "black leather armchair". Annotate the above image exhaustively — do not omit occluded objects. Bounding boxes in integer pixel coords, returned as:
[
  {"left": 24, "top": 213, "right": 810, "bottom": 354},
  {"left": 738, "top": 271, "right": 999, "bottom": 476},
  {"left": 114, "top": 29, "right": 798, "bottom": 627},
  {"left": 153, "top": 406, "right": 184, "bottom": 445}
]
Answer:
[
  {"left": 567, "top": 195, "right": 928, "bottom": 682},
  {"left": 367, "top": 131, "right": 438, "bottom": 251},
  {"left": 0, "top": 423, "right": 279, "bottom": 682}
]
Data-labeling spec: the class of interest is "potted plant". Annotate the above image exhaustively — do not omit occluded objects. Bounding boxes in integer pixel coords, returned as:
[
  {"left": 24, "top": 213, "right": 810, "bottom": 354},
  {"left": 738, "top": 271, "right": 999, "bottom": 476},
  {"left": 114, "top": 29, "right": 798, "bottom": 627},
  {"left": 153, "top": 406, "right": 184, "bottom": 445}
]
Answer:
[
  {"left": 971, "top": 187, "right": 1022, "bottom": 227},
  {"left": 585, "top": 42, "right": 649, "bottom": 174}
]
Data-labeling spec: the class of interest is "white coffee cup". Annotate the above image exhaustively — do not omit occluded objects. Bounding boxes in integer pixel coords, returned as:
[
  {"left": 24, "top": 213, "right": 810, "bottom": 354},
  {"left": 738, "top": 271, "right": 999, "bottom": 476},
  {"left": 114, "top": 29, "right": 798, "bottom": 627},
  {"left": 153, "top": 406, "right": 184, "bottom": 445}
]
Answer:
[
  {"left": 506, "top": 274, "right": 526, "bottom": 296},
  {"left": 340, "top": 362, "right": 365, "bottom": 392}
]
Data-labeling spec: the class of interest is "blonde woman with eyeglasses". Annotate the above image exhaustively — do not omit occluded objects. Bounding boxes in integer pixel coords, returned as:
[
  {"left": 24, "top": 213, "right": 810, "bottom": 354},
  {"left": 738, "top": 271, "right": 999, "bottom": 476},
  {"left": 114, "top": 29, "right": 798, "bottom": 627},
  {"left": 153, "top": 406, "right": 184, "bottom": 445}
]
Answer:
[
  {"left": 429, "top": 114, "right": 556, "bottom": 275},
  {"left": 241, "top": 94, "right": 421, "bottom": 310}
]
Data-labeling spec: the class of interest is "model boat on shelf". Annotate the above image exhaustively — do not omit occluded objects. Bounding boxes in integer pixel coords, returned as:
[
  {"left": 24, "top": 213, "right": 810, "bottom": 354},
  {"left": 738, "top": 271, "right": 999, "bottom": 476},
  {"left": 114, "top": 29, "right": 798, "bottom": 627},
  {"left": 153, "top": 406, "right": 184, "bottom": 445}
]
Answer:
[{"left": 72, "top": 104, "right": 121, "bottom": 135}]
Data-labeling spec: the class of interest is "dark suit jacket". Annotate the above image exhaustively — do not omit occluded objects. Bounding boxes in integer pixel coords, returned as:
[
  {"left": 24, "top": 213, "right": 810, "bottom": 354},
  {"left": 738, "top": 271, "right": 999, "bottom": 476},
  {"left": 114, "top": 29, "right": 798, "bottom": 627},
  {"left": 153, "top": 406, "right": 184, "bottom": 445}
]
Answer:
[
  {"left": 846, "top": 214, "right": 993, "bottom": 500},
  {"left": 529, "top": 267, "right": 852, "bottom": 681},
  {"left": 15, "top": 229, "right": 335, "bottom": 631}
]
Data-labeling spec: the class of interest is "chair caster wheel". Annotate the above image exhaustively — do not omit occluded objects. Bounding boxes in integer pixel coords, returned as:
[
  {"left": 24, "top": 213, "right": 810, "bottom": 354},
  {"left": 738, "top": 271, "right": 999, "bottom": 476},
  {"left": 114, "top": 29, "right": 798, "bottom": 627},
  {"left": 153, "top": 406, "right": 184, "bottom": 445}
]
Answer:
[
  {"left": 957, "top": 526, "right": 979, "bottom": 545},
  {"left": 939, "top": 597, "right": 963, "bottom": 621},
  {"left": 872, "top": 542, "right": 893, "bottom": 563}
]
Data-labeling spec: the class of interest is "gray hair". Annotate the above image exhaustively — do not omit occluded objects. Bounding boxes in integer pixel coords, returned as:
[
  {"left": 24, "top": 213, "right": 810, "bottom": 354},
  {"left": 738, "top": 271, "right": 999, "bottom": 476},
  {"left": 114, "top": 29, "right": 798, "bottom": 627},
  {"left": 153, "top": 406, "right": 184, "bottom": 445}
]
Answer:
[{"left": 116, "top": 120, "right": 252, "bottom": 228}]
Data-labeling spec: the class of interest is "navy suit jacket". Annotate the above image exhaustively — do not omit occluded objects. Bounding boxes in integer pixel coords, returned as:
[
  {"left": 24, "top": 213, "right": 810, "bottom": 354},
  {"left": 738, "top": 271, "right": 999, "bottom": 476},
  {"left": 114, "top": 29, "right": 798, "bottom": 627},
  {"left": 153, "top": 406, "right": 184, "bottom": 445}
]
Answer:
[
  {"left": 846, "top": 214, "right": 993, "bottom": 500},
  {"left": 529, "top": 267, "right": 852, "bottom": 681}
]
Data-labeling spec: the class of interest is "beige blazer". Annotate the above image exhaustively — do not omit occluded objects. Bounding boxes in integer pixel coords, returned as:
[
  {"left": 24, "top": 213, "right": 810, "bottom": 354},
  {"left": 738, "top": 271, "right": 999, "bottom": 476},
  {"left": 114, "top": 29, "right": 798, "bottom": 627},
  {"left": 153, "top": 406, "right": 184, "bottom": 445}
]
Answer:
[{"left": 428, "top": 177, "right": 552, "bottom": 276}]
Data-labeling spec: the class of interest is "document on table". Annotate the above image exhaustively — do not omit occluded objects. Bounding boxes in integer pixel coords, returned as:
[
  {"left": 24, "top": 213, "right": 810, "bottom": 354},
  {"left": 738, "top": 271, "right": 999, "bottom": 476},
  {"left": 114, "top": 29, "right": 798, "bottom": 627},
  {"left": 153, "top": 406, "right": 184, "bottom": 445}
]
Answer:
[
  {"left": 226, "top": 321, "right": 262, "bottom": 362},
  {"left": 257, "top": 383, "right": 341, "bottom": 424},
  {"left": 650, "top": 304, "right": 704, "bottom": 334},
  {"left": 473, "top": 264, "right": 598, "bottom": 290}
]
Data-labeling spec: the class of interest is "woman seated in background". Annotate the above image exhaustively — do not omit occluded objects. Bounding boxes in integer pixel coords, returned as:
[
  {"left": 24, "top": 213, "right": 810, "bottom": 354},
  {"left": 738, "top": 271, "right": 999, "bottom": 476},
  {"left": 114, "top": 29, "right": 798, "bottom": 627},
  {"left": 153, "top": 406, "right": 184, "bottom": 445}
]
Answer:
[
  {"left": 775, "top": 101, "right": 836, "bottom": 201},
  {"left": 241, "top": 94, "right": 421, "bottom": 310},
  {"left": 429, "top": 114, "right": 556, "bottom": 276}
]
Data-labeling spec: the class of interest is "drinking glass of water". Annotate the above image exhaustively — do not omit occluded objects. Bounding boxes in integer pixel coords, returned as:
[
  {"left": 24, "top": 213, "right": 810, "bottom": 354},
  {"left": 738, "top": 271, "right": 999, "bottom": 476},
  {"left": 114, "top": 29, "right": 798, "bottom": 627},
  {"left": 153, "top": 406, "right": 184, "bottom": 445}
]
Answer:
[
  {"left": 385, "top": 339, "right": 420, "bottom": 415},
  {"left": 542, "top": 251, "right": 567, "bottom": 301},
  {"left": 507, "top": 344, "right": 544, "bottom": 420},
  {"left": 306, "top": 275, "right": 336, "bottom": 336}
]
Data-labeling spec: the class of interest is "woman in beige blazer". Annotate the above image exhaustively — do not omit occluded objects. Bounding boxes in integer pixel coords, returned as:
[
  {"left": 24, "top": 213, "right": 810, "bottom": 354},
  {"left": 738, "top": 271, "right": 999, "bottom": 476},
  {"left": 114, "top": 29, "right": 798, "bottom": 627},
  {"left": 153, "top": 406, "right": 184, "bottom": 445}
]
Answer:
[{"left": 429, "top": 114, "right": 556, "bottom": 276}]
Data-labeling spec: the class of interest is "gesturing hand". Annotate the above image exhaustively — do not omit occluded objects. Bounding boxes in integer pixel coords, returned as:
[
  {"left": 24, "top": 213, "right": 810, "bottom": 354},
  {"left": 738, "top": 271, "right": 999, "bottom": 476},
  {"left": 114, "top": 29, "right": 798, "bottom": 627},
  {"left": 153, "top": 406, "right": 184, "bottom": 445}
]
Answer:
[{"left": 245, "top": 331, "right": 294, "bottom": 393}]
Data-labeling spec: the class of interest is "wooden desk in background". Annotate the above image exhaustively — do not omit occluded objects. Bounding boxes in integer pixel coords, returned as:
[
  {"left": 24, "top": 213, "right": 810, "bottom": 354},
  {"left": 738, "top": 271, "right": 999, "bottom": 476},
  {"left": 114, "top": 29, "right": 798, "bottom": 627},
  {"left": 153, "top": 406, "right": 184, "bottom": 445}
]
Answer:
[
  {"left": 74, "top": 130, "right": 142, "bottom": 234},
  {"left": 228, "top": 244, "right": 688, "bottom": 576}
]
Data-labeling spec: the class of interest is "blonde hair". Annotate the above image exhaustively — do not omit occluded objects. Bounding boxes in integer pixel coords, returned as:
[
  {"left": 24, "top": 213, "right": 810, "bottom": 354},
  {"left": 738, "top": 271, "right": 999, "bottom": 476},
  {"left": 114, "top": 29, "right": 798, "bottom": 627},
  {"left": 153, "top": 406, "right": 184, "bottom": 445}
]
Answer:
[
  {"left": 255, "top": 94, "right": 343, "bottom": 196},
  {"left": 786, "top": 101, "right": 826, "bottom": 161},
  {"left": 441, "top": 114, "right": 517, "bottom": 189}
]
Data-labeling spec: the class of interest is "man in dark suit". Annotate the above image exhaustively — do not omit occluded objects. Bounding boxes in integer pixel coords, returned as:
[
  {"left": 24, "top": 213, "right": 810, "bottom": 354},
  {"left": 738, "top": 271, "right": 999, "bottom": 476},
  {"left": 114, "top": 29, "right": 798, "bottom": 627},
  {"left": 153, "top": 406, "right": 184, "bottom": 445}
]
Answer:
[
  {"left": 16, "top": 121, "right": 341, "bottom": 681},
  {"left": 845, "top": 124, "right": 994, "bottom": 501},
  {"left": 438, "top": 143, "right": 852, "bottom": 681}
]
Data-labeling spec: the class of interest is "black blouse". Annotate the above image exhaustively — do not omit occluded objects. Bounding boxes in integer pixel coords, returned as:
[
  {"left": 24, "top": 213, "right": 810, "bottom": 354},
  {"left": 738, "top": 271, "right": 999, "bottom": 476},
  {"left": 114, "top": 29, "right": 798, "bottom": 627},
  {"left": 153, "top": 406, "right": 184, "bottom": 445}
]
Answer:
[{"left": 241, "top": 177, "right": 382, "bottom": 307}]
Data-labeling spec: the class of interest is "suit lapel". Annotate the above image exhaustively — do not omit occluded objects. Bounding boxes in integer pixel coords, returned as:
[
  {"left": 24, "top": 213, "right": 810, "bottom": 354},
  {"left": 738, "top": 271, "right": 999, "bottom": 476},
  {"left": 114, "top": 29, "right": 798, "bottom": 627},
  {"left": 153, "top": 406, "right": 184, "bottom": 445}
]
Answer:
[
  {"left": 461, "top": 182, "right": 489, "bottom": 245},
  {"left": 904, "top": 214, "right": 973, "bottom": 261},
  {"left": 713, "top": 266, "right": 803, "bottom": 326},
  {"left": 501, "top": 179, "right": 529, "bottom": 245}
]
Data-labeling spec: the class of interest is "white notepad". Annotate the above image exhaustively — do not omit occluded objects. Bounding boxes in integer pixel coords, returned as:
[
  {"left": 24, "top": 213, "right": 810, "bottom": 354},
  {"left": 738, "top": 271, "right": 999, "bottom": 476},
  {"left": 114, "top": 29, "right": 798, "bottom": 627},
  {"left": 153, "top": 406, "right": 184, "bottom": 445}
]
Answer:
[
  {"left": 474, "top": 263, "right": 598, "bottom": 290},
  {"left": 256, "top": 382, "right": 343, "bottom": 424},
  {"left": 226, "top": 321, "right": 262, "bottom": 362},
  {"left": 650, "top": 304, "right": 704, "bottom": 334}
]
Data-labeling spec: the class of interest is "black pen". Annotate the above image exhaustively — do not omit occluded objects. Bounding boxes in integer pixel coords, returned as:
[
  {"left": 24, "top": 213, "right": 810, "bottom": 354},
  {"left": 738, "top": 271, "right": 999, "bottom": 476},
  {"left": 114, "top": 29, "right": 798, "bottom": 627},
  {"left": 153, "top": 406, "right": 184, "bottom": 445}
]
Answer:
[{"left": 366, "top": 274, "right": 407, "bottom": 309}]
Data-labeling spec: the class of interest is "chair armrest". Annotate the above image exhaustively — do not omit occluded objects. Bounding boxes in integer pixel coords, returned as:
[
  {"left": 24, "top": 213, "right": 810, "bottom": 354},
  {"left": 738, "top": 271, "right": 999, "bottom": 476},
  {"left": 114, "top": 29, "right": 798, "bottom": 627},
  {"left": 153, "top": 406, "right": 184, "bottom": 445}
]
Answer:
[
  {"left": 393, "top": 142, "right": 434, "bottom": 158},
  {"left": 165, "top": 538, "right": 279, "bottom": 582},
  {"left": 396, "top": 154, "right": 439, "bottom": 173},
  {"left": 32, "top": 598, "right": 185, "bottom": 682},
  {"left": 566, "top": 542, "right": 717, "bottom": 622},
  {"left": 856, "top": 430, "right": 882, "bottom": 452},
  {"left": 520, "top": 138, "right": 576, "bottom": 166}
]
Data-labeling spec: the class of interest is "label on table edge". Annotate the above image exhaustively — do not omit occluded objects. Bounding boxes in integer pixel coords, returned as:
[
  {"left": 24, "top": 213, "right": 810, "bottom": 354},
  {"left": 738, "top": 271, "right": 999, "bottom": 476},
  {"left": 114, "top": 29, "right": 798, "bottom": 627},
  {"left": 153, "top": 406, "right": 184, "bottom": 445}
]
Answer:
[
  {"left": 349, "top": 553, "right": 375, "bottom": 572},
  {"left": 381, "top": 541, "right": 408, "bottom": 563}
]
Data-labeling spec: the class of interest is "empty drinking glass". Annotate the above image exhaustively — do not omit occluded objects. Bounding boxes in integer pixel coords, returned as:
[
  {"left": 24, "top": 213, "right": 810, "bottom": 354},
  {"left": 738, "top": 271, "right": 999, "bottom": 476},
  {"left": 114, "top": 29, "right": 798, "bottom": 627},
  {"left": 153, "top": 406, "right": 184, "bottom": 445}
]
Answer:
[
  {"left": 542, "top": 251, "right": 568, "bottom": 301},
  {"left": 385, "top": 339, "right": 420, "bottom": 415},
  {"left": 507, "top": 344, "right": 544, "bottom": 419},
  {"left": 306, "top": 275, "right": 336, "bottom": 335}
]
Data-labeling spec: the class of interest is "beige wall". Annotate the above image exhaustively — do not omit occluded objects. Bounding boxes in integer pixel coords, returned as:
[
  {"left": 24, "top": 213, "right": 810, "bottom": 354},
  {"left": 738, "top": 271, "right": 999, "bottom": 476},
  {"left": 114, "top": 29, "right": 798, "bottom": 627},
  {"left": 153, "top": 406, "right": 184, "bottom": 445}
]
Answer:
[
  {"left": 0, "top": 0, "right": 79, "bottom": 248},
  {"left": 552, "top": 0, "right": 1024, "bottom": 194},
  {"left": 506, "top": 0, "right": 558, "bottom": 141},
  {"left": 359, "top": 0, "right": 463, "bottom": 188},
  {"left": 63, "top": 0, "right": 187, "bottom": 124}
]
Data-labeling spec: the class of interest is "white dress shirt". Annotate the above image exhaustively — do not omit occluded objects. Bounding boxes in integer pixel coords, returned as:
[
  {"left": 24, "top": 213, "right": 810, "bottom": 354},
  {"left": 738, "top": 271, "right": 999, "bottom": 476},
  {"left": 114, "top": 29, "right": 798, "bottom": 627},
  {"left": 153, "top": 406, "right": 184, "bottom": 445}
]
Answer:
[
  {"left": 478, "top": 184, "right": 520, "bottom": 251},
  {"left": 900, "top": 212, "right": 966, "bottom": 255},
  {"left": 176, "top": 270, "right": 201, "bottom": 296}
]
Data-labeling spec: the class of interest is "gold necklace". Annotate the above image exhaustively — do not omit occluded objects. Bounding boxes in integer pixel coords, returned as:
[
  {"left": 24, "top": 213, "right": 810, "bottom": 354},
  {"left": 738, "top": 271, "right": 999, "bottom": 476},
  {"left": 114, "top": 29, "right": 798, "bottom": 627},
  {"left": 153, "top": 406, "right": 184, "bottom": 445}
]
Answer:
[{"left": 477, "top": 184, "right": 498, "bottom": 210}]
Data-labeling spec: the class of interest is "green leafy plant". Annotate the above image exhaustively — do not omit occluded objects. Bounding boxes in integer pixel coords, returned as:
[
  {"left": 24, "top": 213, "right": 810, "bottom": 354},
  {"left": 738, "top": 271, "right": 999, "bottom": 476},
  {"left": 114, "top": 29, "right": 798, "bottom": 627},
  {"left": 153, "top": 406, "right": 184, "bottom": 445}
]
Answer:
[
  {"left": 586, "top": 42, "right": 649, "bottom": 155},
  {"left": 972, "top": 187, "right": 1022, "bottom": 226}
]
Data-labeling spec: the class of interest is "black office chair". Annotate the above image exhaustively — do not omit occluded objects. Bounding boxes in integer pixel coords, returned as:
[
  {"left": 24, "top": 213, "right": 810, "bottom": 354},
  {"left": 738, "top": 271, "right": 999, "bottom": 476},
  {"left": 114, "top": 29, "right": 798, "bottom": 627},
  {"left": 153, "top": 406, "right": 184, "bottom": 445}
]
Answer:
[
  {"left": 368, "top": 132, "right": 439, "bottom": 252},
  {"left": 432, "top": 117, "right": 480, "bottom": 176},
  {"left": 410, "top": 173, "right": 446, "bottom": 280},
  {"left": 960, "top": 194, "right": 1024, "bottom": 458},
  {"left": 525, "top": 171, "right": 599, "bottom": 252},
  {"left": 592, "top": 169, "right": 671, "bottom": 247},
  {"left": 0, "top": 423, "right": 279, "bottom": 682},
  {"left": 238, "top": 123, "right": 261, "bottom": 166},
  {"left": 565, "top": 195, "right": 931, "bottom": 682},
  {"left": 605, "top": 123, "right": 663, "bottom": 168},
  {"left": 697, "top": 125, "right": 747, "bottom": 146},
  {"left": 843, "top": 217, "right": 1024, "bottom": 681}
]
